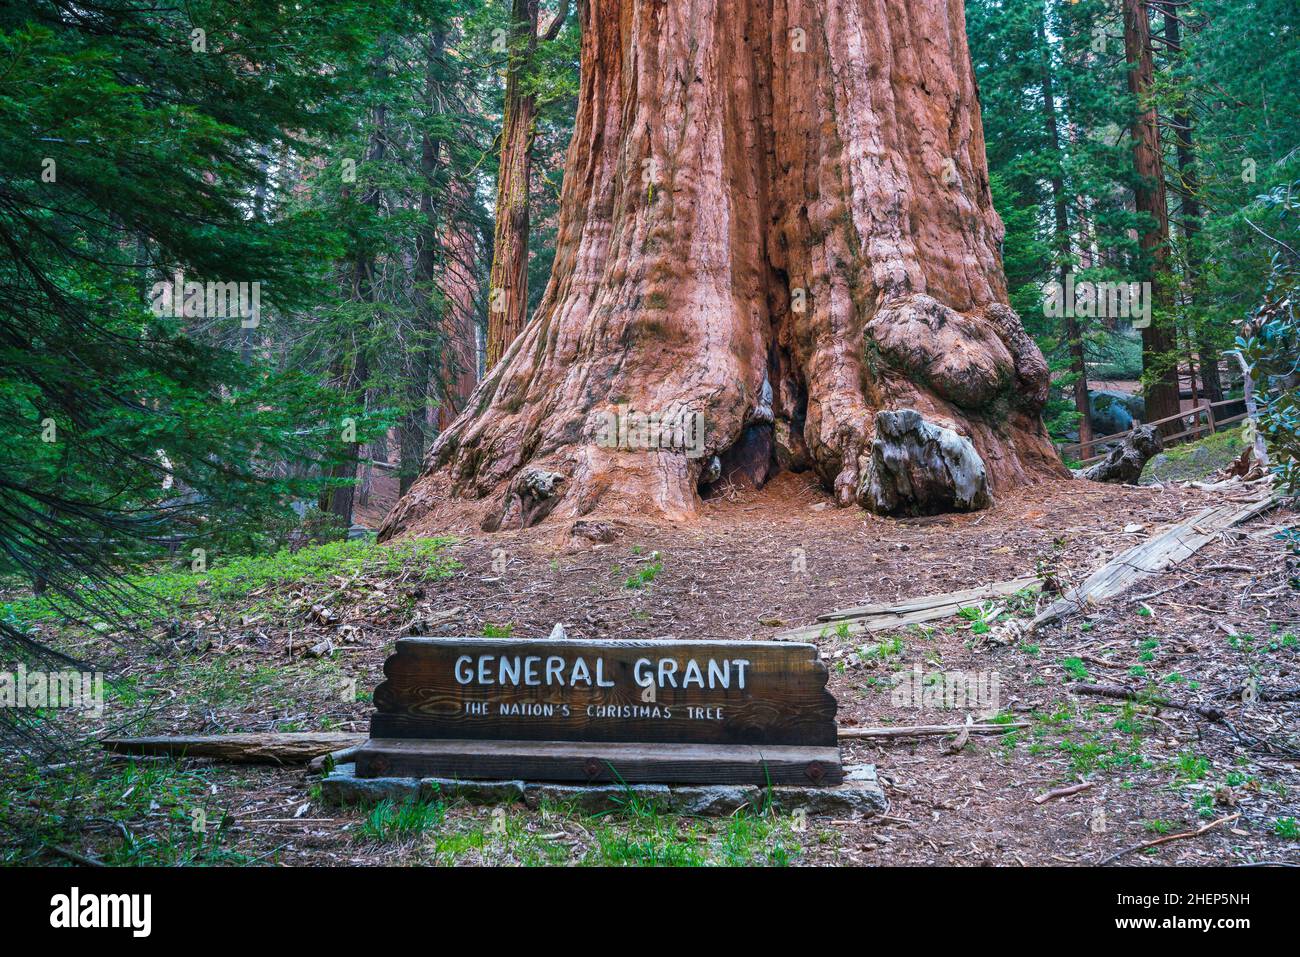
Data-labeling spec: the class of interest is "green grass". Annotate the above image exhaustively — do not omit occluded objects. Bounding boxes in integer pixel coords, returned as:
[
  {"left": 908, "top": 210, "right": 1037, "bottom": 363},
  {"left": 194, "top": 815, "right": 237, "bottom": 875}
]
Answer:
[
  {"left": 386, "top": 786, "right": 806, "bottom": 867},
  {"left": 1141, "top": 428, "right": 1246, "bottom": 484},
  {"left": 859, "top": 635, "right": 906, "bottom": 661},
  {"left": 360, "top": 796, "right": 447, "bottom": 842},
  {"left": 623, "top": 560, "right": 663, "bottom": 590},
  {"left": 0, "top": 756, "right": 254, "bottom": 866},
  {"left": 1171, "top": 752, "right": 1212, "bottom": 784},
  {"left": 1060, "top": 657, "right": 1091, "bottom": 681},
  {"left": 2, "top": 537, "right": 460, "bottom": 630}
]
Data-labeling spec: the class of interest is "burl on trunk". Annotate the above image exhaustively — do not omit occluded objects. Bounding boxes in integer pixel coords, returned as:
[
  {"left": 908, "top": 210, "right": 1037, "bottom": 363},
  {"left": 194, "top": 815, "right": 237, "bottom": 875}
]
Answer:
[{"left": 382, "top": 0, "right": 1065, "bottom": 537}]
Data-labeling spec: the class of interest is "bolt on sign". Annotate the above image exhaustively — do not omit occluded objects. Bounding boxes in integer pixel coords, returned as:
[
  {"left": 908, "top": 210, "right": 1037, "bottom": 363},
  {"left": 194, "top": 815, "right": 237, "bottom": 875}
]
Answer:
[{"left": 356, "top": 637, "right": 842, "bottom": 785}]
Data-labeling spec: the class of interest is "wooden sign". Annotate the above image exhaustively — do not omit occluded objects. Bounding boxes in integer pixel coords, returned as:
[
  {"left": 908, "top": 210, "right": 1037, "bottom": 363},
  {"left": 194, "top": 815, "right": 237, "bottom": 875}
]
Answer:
[{"left": 356, "top": 637, "right": 842, "bottom": 786}]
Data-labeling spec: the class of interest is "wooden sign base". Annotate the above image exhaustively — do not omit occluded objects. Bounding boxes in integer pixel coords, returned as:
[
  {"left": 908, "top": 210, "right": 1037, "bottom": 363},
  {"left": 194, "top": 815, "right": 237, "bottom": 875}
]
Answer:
[
  {"left": 357, "top": 636, "right": 842, "bottom": 787},
  {"left": 355, "top": 738, "right": 843, "bottom": 786}
]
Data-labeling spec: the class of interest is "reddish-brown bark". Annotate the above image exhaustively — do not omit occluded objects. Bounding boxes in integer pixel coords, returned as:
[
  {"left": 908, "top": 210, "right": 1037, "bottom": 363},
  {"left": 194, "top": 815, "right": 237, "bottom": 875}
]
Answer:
[
  {"left": 382, "top": 0, "right": 1065, "bottom": 538},
  {"left": 1122, "top": 0, "right": 1181, "bottom": 431},
  {"left": 485, "top": 0, "right": 541, "bottom": 371}
]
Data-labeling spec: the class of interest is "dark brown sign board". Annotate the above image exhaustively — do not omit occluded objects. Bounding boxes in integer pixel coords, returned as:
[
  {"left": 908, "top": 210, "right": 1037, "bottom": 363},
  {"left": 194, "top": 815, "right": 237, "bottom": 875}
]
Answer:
[{"left": 356, "top": 637, "right": 842, "bottom": 786}]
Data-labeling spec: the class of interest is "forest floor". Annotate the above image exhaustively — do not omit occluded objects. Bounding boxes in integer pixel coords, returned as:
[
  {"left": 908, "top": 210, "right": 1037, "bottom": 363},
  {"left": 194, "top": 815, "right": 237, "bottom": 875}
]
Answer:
[{"left": 3, "top": 453, "right": 1299, "bottom": 867}]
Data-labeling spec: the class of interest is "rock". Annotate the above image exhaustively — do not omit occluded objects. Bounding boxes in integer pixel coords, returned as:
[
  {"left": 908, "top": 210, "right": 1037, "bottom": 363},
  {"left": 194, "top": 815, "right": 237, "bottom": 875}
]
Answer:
[
  {"left": 858, "top": 409, "right": 991, "bottom": 516},
  {"left": 319, "top": 764, "right": 886, "bottom": 817},
  {"left": 1077, "top": 425, "right": 1162, "bottom": 484},
  {"left": 669, "top": 785, "right": 764, "bottom": 816},
  {"left": 523, "top": 783, "right": 673, "bottom": 814},
  {"left": 319, "top": 763, "right": 420, "bottom": 806},
  {"left": 767, "top": 764, "right": 888, "bottom": 816},
  {"left": 1088, "top": 389, "right": 1143, "bottom": 436},
  {"left": 421, "top": 778, "right": 526, "bottom": 805},
  {"left": 548, "top": 622, "right": 568, "bottom": 640}
]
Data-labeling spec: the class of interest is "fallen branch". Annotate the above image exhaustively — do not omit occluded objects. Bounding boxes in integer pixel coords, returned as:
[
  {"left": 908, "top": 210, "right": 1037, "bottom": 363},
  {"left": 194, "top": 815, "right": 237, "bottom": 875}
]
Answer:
[
  {"left": 1097, "top": 813, "right": 1240, "bottom": 866},
  {"left": 1031, "top": 781, "right": 1093, "bottom": 805},
  {"left": 51, "top": 845, "right": 105, "bottom": 867},
  {"left": 1215, "top": 683, "right": 1300, "bottom": 703},
  {"left": 1071, "top": 683, "right": 1225, "bottom": 722},
  {"left": 102, "top": 733, "right": 366, "bottom": 765},
  {"left": 837, "top": 721, "right": 1028, "bottom": 740}
]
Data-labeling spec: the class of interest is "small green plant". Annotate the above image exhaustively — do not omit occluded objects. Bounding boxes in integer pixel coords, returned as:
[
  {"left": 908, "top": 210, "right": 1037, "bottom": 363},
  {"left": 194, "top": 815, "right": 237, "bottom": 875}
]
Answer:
[
  {"left": 1172, "top": 751, "right": 1212, "bottom": 784},
  {"left": 1060, "top": 657, "right": 1090, "bottom": 681},
  {"left": 623, "top": 560, "right": 663, "bottom": 590},
  {"left": 1274, "top": 817, "right": 1300, "bottom": 839},
  {"left": 859, "top": 635, "right": 905, "bottom": 661},
  {"left": 360, "top": 796, "right": 446, "bottom": 841},
  {"left": 482, "top": 622, "right": 514, "bottom": 638}
]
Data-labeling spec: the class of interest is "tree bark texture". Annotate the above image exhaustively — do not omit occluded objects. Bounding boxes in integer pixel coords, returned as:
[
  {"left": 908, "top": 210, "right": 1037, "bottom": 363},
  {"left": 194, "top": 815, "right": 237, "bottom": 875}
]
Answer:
[
  {"left": 382, "top": 0, "right": 1065, "bottom": 538},
  {"left": 485, "top": 0, "right": 541, "bottom": 370},
  {"left": 1122, "top": 0, "right": 1181, "bottom": 431}
]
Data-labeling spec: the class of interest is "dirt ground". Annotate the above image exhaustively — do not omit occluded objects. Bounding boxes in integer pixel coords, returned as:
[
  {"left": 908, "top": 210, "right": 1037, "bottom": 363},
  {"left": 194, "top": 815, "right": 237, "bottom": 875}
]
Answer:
[{"left": 4, "top": 472, "right": 1299, "bottom": 866}]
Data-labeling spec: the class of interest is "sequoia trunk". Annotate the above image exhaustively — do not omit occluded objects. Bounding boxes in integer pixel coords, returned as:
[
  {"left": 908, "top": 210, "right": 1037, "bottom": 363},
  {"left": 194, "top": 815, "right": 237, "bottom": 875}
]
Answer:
[
  {"left": 485, "top": 0, "right": 540, "bottom": 371},
  {"left": 382, "top": 0, "right": 1065, "bottom": 537},
  {"left": 1122, "top": 0, "right": 1182, "bottom": 431}
]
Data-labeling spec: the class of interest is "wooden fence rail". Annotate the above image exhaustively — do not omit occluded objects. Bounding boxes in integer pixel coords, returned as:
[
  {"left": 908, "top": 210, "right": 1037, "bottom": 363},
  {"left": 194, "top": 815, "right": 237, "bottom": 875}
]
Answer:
[{"left": 1059, "top": 398, "right": 1249, "bottom": 466}]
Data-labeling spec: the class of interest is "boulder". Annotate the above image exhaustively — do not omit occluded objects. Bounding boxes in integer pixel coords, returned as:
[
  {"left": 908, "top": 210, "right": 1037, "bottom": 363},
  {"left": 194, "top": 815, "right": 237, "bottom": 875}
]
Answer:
[{"left": 1089, "top": 389, "right": 1143, "bottom": 436}]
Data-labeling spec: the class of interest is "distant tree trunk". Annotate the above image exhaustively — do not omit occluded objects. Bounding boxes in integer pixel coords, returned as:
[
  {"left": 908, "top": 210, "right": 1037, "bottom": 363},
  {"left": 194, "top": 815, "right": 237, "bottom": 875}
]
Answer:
[
  {"left": 485, "top": 0, "right": 538, "bottom": 371},
  {"left": 321, "top": 95, "right": 386, "bottom": 526},
  {"left": 1162, "top": 7, "right": 1222, "bottom": 405},
  {"left": 435, "top": 218, "right": 481, "bottom": 430},
  {"left": 1039, "top": 12, "right": 1092, "bottom": 452},
  {"left": 402, "top": 33, "right": 446, "bottom": 496},
  {"left": 1122, "top": 0, "right": 1181, "bottom": 432},
  {"left": 382, "top": 0, "right": 1064, "bottom": 538},
  {"left": 485, "top": 1, "right": 569, "bottom": 370}
]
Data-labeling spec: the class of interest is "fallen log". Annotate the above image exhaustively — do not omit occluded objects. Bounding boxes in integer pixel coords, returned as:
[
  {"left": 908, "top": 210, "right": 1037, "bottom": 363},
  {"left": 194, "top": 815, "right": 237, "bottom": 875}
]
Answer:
[
  {"left": 1075, "top": 425, "right": 1161, "bottom": 484},
  {"left": 308, "top": 743, "right": 366, "bottom": 774},
  {"left": 1030, "top": 495, "right": 1277, "bottom": 632},
  {"left": 1070, "top": 682, "right": 1225, "bottom": 722},
  {"left": 779, "top": 575, "right": 1040, "bottom": 641},
  {"left": 837, "top": 722, "right": 1028, "bottom": 740},
  {"left": 102, "top": 733, "right": 366, "bottom": 765}
]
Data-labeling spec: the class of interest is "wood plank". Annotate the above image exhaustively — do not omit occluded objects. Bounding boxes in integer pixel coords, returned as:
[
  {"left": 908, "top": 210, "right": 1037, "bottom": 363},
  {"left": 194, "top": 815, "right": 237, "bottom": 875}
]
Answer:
[
  {"left": 370, "top": 637, "right": 837, "bottom": 747},
  {"left": 354, "top": 738, "right": 843, "bottom": 786},
  {"left": 1031, "top": 496, "right": 1276, "bottom": 630},
  {"left": 838, "top": 722, "right": 1029, "bottom": 740},
  {"left": 776, "top": 576, "right": 1039, "bottom": 642},
  {"left": 102, "top": 733, "right": 365, "bottom": 764},
  {"left": 816, "top": 576, "right": 1040, "bottom": 621}
]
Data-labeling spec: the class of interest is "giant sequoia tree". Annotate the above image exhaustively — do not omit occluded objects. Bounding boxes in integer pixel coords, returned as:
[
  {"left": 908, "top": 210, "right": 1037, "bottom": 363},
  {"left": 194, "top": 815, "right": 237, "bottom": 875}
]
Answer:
[{"left": 382, "top": 0, "right": 1065, "bottom": 537}]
